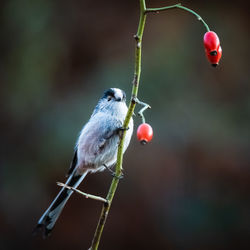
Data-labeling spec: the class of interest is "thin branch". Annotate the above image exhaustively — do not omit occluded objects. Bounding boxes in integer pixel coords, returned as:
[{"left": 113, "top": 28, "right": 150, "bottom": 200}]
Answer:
[
  {"left": 57, "top": 182, "right": 109, "bottom": 204},
  {"left": 145, "top": 3, "right": 181, "bottom": 13},
  {"left": 146, "top": 3, "right": 210, "bottom": 32},
  {"left": 133, "top": 97, "right": 151, "bottom": 124}
]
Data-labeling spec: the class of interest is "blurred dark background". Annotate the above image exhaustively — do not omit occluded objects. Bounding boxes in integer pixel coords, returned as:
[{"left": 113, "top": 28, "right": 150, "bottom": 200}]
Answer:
[{"left": 1, "top": 0, "right": 249, "bottom": 249}]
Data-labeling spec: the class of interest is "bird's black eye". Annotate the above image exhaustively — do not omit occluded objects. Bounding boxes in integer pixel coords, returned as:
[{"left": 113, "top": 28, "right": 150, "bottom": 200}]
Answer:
[{"left": 103, "top": 88, "right": 115, "bottom": 101}]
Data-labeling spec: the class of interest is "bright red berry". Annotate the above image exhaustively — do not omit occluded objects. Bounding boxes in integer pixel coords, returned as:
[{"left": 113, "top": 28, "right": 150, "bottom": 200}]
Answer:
[
  {"left": 203, "top": 31, "right": 222, "bottom": 66},
  {"left": 203, "top": 31, "right": 220, "bottom": 55},
  {"left": 205, "top": 45, "right": 222, "bottom": 67},
  {"left": 137, "top": 123, "right": 153, "bottom": 145}
]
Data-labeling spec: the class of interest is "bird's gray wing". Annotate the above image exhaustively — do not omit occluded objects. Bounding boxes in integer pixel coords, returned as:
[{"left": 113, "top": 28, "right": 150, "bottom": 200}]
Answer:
[
  {"left": 95, "top": 122, "right": 121, "bottom": 153},
  {"left": 72, "top": 114, "right": 123, "bottom": 171}
]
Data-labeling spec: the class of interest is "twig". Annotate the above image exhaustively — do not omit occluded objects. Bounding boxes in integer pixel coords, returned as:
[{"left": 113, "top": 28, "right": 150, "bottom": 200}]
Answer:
[
  {"left": 133, "top": 97, "right": 151, "bottom": 124},
  {"left": 145, "top": 3, "right": 182, "bottom": 13},
  {"left": 57, "top": 182, "right": 108, "bottom": 204},
  {"left": 146, "top": 3, "right": 210, "bottom": 32}
]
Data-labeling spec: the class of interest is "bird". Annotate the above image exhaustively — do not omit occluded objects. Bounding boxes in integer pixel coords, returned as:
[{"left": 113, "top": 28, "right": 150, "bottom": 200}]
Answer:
[{"left": 34, "top": 88, "right": 133, "bottom": 237}]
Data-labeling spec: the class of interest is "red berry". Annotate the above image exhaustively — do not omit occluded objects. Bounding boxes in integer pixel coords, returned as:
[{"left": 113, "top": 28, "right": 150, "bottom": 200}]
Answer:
[
  {"left": 205, "top": 45, "right": 222, "bottom": 67},
  {"left": 203, "top": 31, "right": 220, "bottom": 54},
  {"left": 203, "top": 31, "right": 222, "bottom": 66},
  {"left": 137, "top": 123, "right": 153, "bottom": 145}
]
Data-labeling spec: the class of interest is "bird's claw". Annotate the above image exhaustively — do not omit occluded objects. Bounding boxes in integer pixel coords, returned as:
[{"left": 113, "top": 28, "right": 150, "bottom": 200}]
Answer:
[
  {"left": 118, "top": 127, "right": 129, "bottom": 140},
  {"left": 119, "top": 126, "right": 129, "bottom": 131},
  {"left": 103, "top": 164, "right": 124, "bottom": 180},
  {"left": 111, "top": 172, "right": 124, "bottom": 180}
]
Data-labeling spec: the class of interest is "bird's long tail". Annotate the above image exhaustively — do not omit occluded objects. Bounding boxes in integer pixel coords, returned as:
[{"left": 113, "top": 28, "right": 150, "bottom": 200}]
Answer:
[{"left": 34, "top": 170, "right": 88, "bottom": 237}]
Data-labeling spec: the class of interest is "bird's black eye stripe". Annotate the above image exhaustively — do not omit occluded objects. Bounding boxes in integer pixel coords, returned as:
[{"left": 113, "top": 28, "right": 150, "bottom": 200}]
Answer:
[
  {"left": 107, "top": 90, "right": 115, "bottom": 97},
  {"left": 103, "top": 88, "right": 115, "bottom": 100}
]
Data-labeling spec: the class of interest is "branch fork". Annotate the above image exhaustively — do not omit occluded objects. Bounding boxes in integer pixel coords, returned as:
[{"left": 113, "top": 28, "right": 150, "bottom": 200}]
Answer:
[{"left": 132, "top": 97, "right": 151, "bottom": 123}]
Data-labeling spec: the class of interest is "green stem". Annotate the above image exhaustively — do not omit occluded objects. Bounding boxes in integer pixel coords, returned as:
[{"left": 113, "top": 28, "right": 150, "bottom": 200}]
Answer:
[
  {"left": 89, "top": 0, "right": 147, "bottom": 249},
  {"left": 146, "top": 3, "right": 210, "bottom": 32}
]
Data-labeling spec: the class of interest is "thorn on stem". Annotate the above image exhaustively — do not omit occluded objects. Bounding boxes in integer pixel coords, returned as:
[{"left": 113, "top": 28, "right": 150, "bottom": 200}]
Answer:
[
  {"left": 132, "top": 77, "right": 138, "bottom": 87},
  {"left": 133, "top": 34, "right": 139, "bottom": 41}
]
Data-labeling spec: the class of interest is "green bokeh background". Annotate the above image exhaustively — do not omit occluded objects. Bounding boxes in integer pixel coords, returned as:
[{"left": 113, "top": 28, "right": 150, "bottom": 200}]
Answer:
[{"left": 1, "top": 0, "right": 249, "bottom": 249}]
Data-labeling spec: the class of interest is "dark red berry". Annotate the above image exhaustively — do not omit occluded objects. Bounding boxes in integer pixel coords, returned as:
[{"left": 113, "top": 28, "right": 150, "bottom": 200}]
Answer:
[{"left": 137, "top": 123, "right": 153, "bottom": 145}]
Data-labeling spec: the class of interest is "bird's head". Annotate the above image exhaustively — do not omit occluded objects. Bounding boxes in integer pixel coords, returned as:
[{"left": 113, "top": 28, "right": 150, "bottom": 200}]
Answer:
[
  {"left": 93, "top": 88, "right": 127, "bottom": 116},
  {"left": 102, "top": 88, "right": 126, "bottom": 103}
]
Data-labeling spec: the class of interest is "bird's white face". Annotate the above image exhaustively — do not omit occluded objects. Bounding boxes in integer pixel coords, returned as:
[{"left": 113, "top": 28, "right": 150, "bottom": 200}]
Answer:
[
  {"left": 104, "top": 88, "right": 126, "bottom": 102},
  {"left": 105, "top": 88, "right": 127, "bottom": 117},
  {"left": 92, "top": 88, "right": 127, "bottom": 118},
  {"left": 112, "top": 88, "right": 124, "bottom": 102}
]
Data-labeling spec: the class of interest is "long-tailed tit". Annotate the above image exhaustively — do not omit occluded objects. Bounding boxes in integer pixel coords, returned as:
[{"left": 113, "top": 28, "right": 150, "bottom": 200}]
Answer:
[{"left": 34, "top": 88, "right": 133, "bottom": 237}]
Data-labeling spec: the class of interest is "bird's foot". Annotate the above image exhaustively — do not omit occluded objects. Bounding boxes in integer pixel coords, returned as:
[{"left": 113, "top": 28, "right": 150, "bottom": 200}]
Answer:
[
  {"left": 118, "top": 126, "right": 129, "bottom": 131},
  {"left": 103, "top": 164, "right": 124, "bottom": 180},
  {"left": 118, "top": 126, "right": 129, "bottom": 139},
  {"left": 111, "top": 172, "right": 124, "bottom": 180}
]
